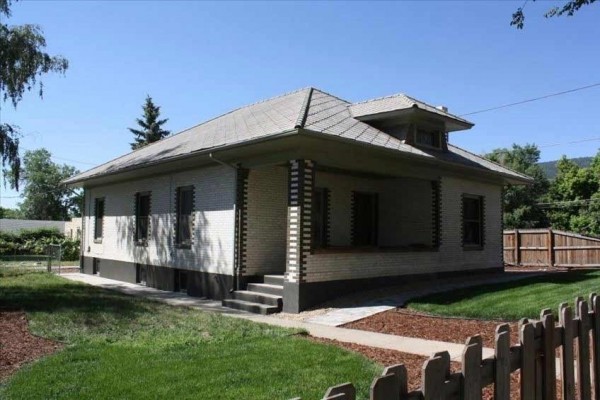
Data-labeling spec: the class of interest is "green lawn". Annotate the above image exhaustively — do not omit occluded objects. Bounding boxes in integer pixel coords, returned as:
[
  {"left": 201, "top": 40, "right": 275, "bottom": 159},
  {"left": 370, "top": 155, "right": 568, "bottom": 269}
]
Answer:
[
  {"left": 0, "top": 269, "right": 380, "bottom": 399},
  {"left": 409, "top": 270, "right": 600, "bottom": 320}
]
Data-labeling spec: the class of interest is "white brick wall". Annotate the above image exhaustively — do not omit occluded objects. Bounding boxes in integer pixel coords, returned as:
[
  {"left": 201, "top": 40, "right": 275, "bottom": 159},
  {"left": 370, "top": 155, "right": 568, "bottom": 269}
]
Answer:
[
  {"left": 304, "top": 175, "right": 502, "bottom": 282},
  {"left": 244, "top": 165, "right": 288, "bottom": 276},
  {"left": 83, "top": 165, "right": 236, "bottom": 275}
]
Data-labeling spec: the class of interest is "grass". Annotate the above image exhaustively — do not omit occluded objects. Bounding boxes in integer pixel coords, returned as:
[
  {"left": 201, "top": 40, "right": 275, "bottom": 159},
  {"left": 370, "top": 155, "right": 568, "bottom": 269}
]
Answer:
[
  {"left": 0, "top": 268, "right": 380, "bottom": 399},
  {"left": 409, "top": 270, "right": 600, "bottom": 320}
]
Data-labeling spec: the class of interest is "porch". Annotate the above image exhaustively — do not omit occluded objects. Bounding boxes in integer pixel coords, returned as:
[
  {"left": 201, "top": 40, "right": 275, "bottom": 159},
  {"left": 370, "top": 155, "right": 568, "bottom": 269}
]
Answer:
[{"left": 226, "top": 160, "right": 444, "bottom": 314}]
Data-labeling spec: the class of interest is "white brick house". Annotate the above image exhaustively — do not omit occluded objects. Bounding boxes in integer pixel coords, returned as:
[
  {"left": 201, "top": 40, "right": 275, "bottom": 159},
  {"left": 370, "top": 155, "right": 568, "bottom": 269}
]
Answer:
[{"left": 65, "top": 88, "right": 531, "bottom": 313}]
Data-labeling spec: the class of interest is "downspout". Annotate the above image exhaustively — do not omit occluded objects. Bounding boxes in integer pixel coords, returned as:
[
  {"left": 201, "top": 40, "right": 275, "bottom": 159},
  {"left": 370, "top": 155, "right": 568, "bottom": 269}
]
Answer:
[
  {"left": 80, "top": 188, "right": 86, "bottom": 272},
  {"left": 208, "top": 153, "right": 240, "bottom": 293}
]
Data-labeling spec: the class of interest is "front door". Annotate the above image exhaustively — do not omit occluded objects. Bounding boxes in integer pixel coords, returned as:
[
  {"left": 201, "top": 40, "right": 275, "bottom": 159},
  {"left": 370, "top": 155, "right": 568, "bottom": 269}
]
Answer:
[{"left": 352, "top": 192, "right": 378, "bottom": 247}]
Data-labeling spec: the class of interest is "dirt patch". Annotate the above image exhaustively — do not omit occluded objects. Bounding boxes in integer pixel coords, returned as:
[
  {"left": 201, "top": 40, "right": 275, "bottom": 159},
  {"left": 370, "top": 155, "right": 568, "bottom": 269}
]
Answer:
[
  {"left": 0, "top": 311, "right": 62, "bottom": 381},
  {"left": 345, "top": 309, "right": 520, "bottom": 348}
]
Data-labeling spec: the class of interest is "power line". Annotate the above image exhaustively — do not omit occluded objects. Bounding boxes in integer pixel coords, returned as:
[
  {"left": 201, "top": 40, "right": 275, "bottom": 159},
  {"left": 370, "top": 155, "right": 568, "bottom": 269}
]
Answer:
[
  {"left": 460, "top": 82, "right": 600, "bottom": 117},
  {"left": 19, "top": 146, "right": 97, "bottom": 166},
  {"left": 538, "top": 136, "right": 600, "bottom": 148},
  {"left": 537, "top": 198, "right": 600, "bottom": 208}
]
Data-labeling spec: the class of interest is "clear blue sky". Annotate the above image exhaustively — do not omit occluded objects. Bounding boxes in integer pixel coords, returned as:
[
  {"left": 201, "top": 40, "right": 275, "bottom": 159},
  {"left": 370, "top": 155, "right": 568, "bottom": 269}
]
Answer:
[{"left": 2, "top": 1, "right": 599, "bottom": 209}]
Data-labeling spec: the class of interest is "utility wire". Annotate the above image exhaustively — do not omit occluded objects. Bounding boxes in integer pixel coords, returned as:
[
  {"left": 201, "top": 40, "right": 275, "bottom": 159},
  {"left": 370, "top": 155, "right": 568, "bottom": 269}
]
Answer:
[
  {"left": 538, "top": 136, "right": 600, "bottom": 148},
  {"left": 18, "top": 146, "right": 97, "bottom": 166},
  {"left": 460, "top": 82, "right": 600, "bottom": 117}
]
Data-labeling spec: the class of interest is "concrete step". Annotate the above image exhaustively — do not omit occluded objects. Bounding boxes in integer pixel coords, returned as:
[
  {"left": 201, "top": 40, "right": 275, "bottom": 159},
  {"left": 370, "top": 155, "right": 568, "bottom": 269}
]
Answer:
[
  {"left": 221, "top": 299, "right": 281, "bottom": 315},
  {"left": 233, "top": 290, "right": 282, "bottom": 307},
  {"left": 247, "top": 283, "right": 284, "bottom": 296},
  {"left": 263, "top": 275, "right": 285, "bottom": 285}
]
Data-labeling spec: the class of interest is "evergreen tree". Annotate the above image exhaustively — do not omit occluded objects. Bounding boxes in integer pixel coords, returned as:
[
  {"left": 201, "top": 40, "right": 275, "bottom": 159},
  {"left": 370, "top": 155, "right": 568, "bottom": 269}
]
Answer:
[{"left": 129, "top": 95, "right": 170, "bottom": 150}]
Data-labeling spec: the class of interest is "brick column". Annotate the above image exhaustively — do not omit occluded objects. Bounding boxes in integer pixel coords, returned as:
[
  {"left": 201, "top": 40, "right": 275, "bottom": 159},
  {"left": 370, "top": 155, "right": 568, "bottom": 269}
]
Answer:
[
  {"left": 284, "top": 159, "right": 314, "bottom": 313},
  {"left": 234, "top": 168, "right": 249, "bottom": 285}
]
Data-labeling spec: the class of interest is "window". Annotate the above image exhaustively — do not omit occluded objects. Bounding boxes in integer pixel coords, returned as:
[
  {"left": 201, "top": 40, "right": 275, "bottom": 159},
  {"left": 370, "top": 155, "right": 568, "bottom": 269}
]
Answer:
[
  {"left": 462, "top": 195, "right": 484, "bottom": 248},
  {"left": 415, "top": 128, "right": 442, "bottom": 149},
  {"left": 92, "top": 258, "right": 100, "bottom": 275},
  {"left": 176, "top": 186, "right": 194, "bottom": 247},
  {"left": 136, "top": 264, "right": 147, "bottom": 285},
  {"left": 312, "top": 188, "right": 328, "bottom": 249},
  {"left": 135, "top": 192, "right": 151, "bottom": 244},
  {"left": 94, "top": 198, "right": 105, "bottom": 241},
  {"left": 175, "top": 270, "right": 188, "bottom": 293},
  {"left": 352, "top": 192, "right": 378, "bottom": 247}
]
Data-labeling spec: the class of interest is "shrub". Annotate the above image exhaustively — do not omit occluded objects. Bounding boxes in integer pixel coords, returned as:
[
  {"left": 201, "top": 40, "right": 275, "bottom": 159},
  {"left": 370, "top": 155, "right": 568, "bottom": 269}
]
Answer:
[{"left": 0, "top": 228, "right": 80, "bottom": 261}]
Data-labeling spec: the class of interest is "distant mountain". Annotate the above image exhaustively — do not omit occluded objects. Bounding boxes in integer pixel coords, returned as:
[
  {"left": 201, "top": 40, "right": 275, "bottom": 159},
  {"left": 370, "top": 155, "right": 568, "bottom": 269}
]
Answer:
[{"left": 537, "top": 157, "right": 593, "bottom": 179}]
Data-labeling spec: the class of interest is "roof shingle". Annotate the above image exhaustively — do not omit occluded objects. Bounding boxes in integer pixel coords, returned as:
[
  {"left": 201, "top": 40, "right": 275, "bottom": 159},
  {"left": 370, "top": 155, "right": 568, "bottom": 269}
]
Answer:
[{"left": 65, "top": 87, "right": 529, "bottom": 184}]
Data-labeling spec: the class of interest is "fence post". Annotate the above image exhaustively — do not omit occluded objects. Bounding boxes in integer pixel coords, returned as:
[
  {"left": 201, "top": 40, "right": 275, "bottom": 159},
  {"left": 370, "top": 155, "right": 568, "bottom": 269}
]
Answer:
[
  {"left": 590, "top": 294, "right": 600, "bottom": 398},
  {"left": 560, "top": 303, "right": 576, "bottom": 400},
  {"left": 515, "top": 230, "right": 521, "bottom": 266},
  {"left": 576, "top": 298, "right": 592, "bottom": 400},
  {"left": 540, "top": 310, "right": 556, "bottom": 400},
  {"left": 422, "top": 352, "right": 450, "bottom": 400},
  {"left": 547, "top": 229, "right": 554, "bottom": 267},
  {"left": 462, "top": 336, "right": 482, "bottom": 400},
  {"left": 382, "top": 364, "right": 408, "bottom": 398},
  {"left": 323, "top": 383, "right": 355, "bottom": 400},
  {"left": 519, "top": 319, "right": 536, "bottom": 400},
  {"left": 495, "top": 324, "right": 511, "bottom": 400}
]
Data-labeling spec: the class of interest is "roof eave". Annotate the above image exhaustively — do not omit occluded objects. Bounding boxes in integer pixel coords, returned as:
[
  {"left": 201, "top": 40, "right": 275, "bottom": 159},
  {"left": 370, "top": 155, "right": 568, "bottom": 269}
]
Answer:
[
  {"left": 297, "top": 128, "right": 532, "bottom": 185},
  {"left": 63, "top": 128, "right": 301, "bottom": 187}
]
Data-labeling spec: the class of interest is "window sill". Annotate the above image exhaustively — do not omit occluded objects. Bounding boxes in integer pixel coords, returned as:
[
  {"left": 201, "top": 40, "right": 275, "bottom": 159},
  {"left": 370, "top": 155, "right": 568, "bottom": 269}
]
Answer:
[
  {"left": 135, "top": 241, "right": 148, "bottom": 247},
  {"left": 313, "top": 245, "right": 439, "bottom": 254},
  {"left": 93, "top": 239, "right": 103, "bottom": 244}
]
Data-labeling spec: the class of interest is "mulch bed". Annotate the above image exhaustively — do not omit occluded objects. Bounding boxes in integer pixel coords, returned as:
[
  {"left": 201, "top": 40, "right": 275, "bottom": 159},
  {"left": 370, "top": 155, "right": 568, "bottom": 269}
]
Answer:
[
  {"left": 312, "top": 337, "right": 524, "bottom": 400},
  {"left": 0, "top": 311, "right": 62, "bottom": 381},
  {"left": 344, "top": 309, "right": 520, "bottom": 349}
]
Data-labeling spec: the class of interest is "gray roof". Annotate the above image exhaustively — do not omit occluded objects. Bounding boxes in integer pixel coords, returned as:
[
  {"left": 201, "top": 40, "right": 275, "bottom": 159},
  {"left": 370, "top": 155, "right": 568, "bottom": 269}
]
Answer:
[
  {"left": 65, "top": 87, "right": 530, "bottom": 184},
  {"left": 349, "top": 93, "right": 473, "bottom": 126}
]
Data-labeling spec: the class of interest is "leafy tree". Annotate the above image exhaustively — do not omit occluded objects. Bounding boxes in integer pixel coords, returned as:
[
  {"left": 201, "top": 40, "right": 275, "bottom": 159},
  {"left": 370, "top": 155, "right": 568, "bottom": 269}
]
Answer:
[
  {"left": 512, "top": 0, "right": 597, "bottom": 29},
  {"left": 129, "top": 95, "right": 170, "bottom": 150},
  {"left": 11, "top": 149, "right": 81, "bottom": 220},
  {"left": 0, "top": 206, "right": 22, "bottom": 219},
  {"left": 485, "top": 144, "right": 549, "bottom": 229},
  {"left": 545, "top": 153, "right": 600, "bottom": 236},
  {"left": 0, "top": 0, "right": 68, "bottom": 189}
]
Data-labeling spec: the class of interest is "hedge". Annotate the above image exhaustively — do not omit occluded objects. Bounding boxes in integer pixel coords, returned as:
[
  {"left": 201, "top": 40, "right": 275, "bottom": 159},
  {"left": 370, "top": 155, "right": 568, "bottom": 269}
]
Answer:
[{"left": 0, "top": 228, "right": 80, "bottom": 261}]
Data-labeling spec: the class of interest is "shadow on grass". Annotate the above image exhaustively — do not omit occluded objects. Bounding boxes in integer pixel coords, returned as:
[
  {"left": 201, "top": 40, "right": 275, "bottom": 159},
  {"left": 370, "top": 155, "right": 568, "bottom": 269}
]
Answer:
[{"left": 0, "top": 271, "right": 153, "bottom": 321}]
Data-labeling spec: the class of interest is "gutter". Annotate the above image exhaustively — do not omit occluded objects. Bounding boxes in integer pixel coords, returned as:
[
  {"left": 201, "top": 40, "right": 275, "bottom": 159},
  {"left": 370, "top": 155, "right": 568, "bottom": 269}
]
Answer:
[{"left": 208, "top": 153, "right": 241, "bottom": 294}]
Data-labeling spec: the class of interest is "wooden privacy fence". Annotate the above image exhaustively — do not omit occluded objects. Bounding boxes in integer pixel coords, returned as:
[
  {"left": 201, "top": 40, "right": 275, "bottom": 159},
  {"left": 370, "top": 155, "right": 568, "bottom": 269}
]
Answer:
[
  {"left": 504, "top": 229, "right": 600, "bottom": 268},
  {"left": 292, "top": 294, "right": 600, "bottom": 400}
]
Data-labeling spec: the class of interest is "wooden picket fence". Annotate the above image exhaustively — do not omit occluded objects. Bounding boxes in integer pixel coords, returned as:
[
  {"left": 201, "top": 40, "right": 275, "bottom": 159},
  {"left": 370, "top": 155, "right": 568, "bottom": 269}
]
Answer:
[
  {"left": 504, "top": 229, "right": 600, "bottom": 268},
  {"left": 293, "top": 294, "right": 600, "bottom": 400}
]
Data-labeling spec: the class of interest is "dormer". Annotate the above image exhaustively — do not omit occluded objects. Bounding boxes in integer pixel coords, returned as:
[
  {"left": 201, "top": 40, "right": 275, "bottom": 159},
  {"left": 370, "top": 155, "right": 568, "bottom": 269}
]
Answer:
[{"left": 349, "top": 94, "right": 474, "bottom": 151}]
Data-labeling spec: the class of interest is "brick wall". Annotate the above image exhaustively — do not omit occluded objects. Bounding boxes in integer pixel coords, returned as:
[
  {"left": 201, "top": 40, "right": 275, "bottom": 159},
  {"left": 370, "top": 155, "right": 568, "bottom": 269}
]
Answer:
[
  {"left": 315, "top": 172, "right": 433, "bottom": 247},
  {"left": 82, "top": 165, "right": 236, "bottom": 275},
  {"left": 304, "top": 175, "right": 502, "bottom": 282},
  {"left": 244, "top": 165, "right": 288, "bottom": 276}
]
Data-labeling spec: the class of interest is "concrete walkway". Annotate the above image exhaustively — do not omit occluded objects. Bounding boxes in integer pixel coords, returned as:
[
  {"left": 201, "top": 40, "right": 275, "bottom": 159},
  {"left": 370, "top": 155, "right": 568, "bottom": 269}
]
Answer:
[
  {"left": 305, "top": 271, "right": 540, "bottom": 326},
  {"left": 61, "top": 273, "right": 494, "bottom": 360}
]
